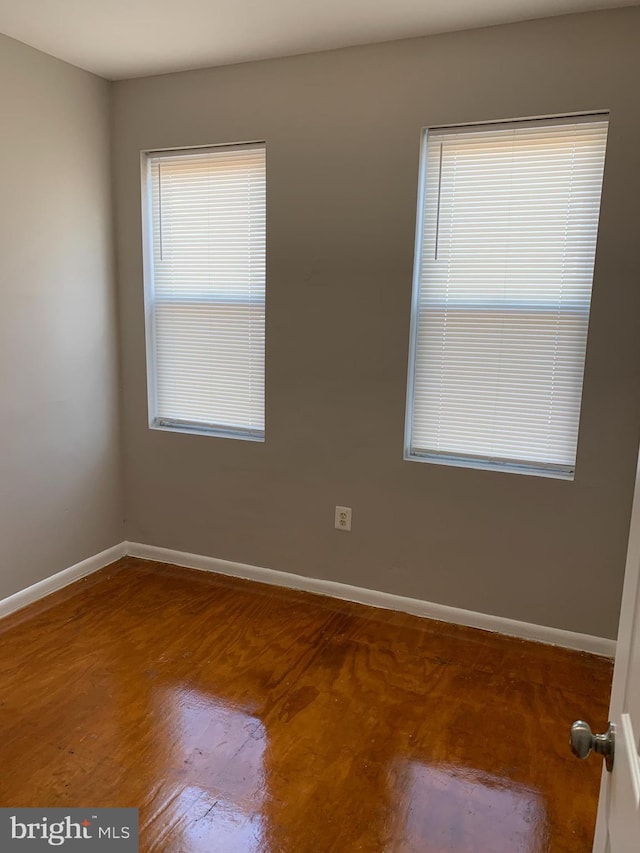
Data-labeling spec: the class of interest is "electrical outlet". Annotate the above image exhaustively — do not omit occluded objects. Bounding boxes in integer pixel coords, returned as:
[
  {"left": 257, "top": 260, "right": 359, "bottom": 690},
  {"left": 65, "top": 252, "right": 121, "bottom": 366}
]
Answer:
[{"left": 335, "top": 506, "right": 352, "bottom": 531}]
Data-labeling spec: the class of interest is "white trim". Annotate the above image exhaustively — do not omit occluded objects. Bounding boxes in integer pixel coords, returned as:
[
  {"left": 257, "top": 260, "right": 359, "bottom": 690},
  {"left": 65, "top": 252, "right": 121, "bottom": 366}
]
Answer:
[
  {"left": 621, "top": 713, "right": 640, "bottom": 809},
  {"left": 403, "top": 126, "right": 428, "bottom": 461},
  {"left": 126, "top": 542, "right": 616, "bottom": 658},
  {"left": 0, "top": 540, "right": 615, "bottom": 657},
  {"left": 0, "top": 542, "right": 127, "bottom": 621},
  {"left": 428, "top": 111, "right": 609, "bottom": 136}
]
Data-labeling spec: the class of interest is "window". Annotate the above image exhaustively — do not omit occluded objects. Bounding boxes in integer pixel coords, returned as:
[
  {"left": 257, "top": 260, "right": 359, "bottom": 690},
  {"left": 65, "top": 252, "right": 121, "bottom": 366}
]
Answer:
[
  {"left": 405, "top": 115, "right": 608, "bottom": 478},
  {"left": 142, "top": 143, "right": 266, "bottom": 440}
]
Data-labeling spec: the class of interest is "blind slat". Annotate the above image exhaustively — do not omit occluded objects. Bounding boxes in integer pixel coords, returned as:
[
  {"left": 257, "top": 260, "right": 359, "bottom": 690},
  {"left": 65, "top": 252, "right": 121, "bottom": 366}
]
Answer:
[
  {"left": 145, "top": 144, "right": 266, "bottom": 436},
  {"left": 407, "top": 117, "right": 608, "bottom": 475}
]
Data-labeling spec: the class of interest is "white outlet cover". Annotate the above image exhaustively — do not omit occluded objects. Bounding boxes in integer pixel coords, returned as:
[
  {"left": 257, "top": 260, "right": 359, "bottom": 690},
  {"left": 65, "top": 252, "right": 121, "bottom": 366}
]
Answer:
[{"left": 335, "top": 506, "right": 352, "bottom": 531}]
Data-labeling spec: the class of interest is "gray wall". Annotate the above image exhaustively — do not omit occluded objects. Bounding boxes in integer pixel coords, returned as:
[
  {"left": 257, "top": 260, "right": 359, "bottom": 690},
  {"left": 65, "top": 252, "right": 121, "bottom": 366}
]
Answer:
[
  {"left": 113, "top": 7, "right": 640, "bottom": 640},
  {"left": 0, "top": 34, "right": 123, "bottom": 596}
]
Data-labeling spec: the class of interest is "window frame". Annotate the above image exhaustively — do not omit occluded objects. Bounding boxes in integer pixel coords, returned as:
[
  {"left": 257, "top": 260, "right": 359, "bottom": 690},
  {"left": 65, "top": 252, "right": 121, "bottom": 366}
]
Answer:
[
  {"left": 140, "top": 141, "right": 267, "bottom": 442},
  {"left": 403, "top": 113, "right": 609, "bottom": 479}
]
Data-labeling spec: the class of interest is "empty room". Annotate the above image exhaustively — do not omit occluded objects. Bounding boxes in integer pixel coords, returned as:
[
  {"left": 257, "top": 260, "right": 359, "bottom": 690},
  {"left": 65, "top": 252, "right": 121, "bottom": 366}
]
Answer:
[{"left": 1, "top": 0, "right": 640, "bottom": 850}]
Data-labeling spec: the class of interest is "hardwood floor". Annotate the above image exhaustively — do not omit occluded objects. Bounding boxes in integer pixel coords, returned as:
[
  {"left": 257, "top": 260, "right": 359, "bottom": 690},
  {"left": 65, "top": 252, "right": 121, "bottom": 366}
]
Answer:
[{"left": 0, "top": 557, "right": 612, "bottom": 852}]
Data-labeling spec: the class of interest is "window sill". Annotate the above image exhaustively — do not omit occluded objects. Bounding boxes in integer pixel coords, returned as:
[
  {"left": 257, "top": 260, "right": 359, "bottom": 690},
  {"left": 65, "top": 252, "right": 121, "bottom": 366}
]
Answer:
[
  {"left": 404, "top": 450, "right": 574, "bottom": 481},
  {"left": 150, "top": 420, "right": 265, "bottom": 443}
]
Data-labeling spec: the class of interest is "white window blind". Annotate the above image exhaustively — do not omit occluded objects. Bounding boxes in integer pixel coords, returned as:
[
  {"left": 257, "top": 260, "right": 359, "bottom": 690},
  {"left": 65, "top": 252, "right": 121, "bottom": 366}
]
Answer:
[
  {"left": 144, "top": 144, "right": 266, "bottom": 439},
  {"left": 406, "top": 115, "right": 608, "bottom": 477}
]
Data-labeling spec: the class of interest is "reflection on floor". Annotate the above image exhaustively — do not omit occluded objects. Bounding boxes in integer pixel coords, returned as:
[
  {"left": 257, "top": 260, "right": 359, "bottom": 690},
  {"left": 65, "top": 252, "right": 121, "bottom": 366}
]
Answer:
[
  {"left": 397, "top": 763, "right": 546, "bottom": 852},
  {"left": 0, "top": 557, "right": 612, "bottom": 852}
]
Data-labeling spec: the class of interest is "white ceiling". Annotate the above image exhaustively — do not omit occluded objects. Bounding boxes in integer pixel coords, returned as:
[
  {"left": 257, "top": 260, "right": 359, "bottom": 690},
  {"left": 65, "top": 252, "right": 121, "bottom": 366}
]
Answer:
[{"left": 0, "top": 0, "right": 636, "bottom": 80}]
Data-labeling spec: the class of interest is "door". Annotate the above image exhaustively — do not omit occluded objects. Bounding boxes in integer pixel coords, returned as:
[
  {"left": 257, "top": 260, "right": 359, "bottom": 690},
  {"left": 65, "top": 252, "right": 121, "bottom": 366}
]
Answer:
[{"left": 588, "top": 452, "right": 640, "bottom": 851}]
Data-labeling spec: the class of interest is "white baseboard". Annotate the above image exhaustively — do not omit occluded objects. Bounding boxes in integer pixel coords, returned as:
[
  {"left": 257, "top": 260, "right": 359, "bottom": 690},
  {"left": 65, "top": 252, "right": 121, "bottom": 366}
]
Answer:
[
  {"left": 0, "top": 542, "right": 127, "bottom": 621},
  {"left": 0, "top": 539, "right": 615, "bottom": 657},
  {"left": 126, "top": 541, "right": 616, "bottom": 658}
]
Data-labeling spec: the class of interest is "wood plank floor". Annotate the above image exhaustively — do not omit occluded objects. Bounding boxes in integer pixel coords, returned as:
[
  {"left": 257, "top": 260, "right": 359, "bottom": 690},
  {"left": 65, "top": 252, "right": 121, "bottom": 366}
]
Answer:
[{"left": 0, "top": 557, "right": 612, "bottom": 852}]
